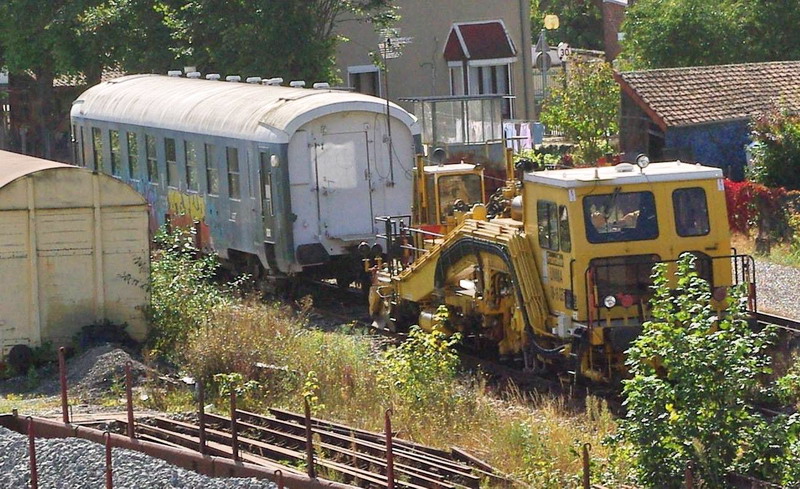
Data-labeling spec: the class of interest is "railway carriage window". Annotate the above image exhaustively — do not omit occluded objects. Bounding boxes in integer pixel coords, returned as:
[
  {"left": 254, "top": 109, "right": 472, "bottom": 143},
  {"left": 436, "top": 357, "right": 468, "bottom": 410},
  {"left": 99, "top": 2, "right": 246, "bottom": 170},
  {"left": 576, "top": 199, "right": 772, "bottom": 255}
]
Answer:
[
  {"left": 109, "top": 130, "right": 121, "bottom": 176},
  {"left": 205, "top": 143, "right": 219, "bottom": 195},
  {"left": 673, "top": 187, "right": 710, "bottom": 237},
  {"left": 145, "top": 135, "right": 158, "bottom": 183},
  {"left": 583, "top": 191, "right": 658, "bottom": 243},
  {"left": 165, "top": 138, "right": 178, "bottom": 187},
  {"left": 226, "top": 147, "right": 241, "bottom": 200},
  {"left": 537, "top": 200, "right": 559, "bottom": 250},
  {"left": 78, "top": 127, "right": 86, "bottom": 167},
  {"left": 126, "top": 133, "right": 139, "bottom": 180},
  {"left": 185, "top": 141, "right": 198, "bottom": 191},
  {"left": 559, "top": 205, "right": 571, "bottom": 252},
  {"left": 91, "top": 127, "right": 104, "bottom": 171}
]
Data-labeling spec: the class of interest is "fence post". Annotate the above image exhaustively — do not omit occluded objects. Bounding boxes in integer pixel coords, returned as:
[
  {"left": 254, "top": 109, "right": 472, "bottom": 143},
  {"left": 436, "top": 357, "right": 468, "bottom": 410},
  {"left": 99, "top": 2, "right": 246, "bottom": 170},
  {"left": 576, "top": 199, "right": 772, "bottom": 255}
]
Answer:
[
  {"left": 125, "top": 362, "right": 135, "bottom": 439},
  {"left": 385, "top": 409, "right": 395, "bottom": 489},
  {"left": 198, "top": 380, "right": 207, "bottom": 456},
  {"left": 105, "top": 432, "right": 113, "bottom": 489},
  {"left": 685, "top": 462, "right": 694, "bottom": 489},
  {"left": 58, "top": 347, "right": 69, "bottom": 424},
  {"left": 28, "top": 417, "right": 38, "bottom": 489},
  {"left": 582, "top": 443, "right": 591, "bottom": 489},
  {"left": 304, "top": 397, "right": 316, "bottom": 479},
  {"left": 230, "top": 390, "right": 239, "bottom": 462}
]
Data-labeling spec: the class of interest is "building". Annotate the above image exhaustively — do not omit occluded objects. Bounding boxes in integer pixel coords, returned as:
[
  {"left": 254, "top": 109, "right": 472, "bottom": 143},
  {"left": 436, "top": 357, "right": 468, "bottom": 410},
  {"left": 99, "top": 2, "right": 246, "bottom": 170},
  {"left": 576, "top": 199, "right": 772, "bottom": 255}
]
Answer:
[
  {"left": 615, "top": 61, "right": 800, "bottom": 180},
  {"left": 334, "top": 0, "right": 535, "bottom": 121},
  {"left": 0, "top": 150, "right": 149, "bottom": 355}
]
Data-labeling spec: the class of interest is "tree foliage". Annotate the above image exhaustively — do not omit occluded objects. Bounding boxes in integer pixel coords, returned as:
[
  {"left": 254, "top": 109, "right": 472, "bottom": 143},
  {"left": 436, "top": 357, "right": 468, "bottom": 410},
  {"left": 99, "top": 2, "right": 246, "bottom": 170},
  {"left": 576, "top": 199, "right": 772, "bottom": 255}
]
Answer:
[
  {"left": 531, "top": 0, "right": 604, "bottom": 51},
  {"left": 618, "top": 254, "right": 799, "bottom": 487},
  {"left": 540, "top": 59, "right": 618, "bottom": 164},
  {"left": 749, "top": 111, "right": 800, "bottom": 191},
  {"left": 621, "top": 0, "right": 800, "bottom": 69}
]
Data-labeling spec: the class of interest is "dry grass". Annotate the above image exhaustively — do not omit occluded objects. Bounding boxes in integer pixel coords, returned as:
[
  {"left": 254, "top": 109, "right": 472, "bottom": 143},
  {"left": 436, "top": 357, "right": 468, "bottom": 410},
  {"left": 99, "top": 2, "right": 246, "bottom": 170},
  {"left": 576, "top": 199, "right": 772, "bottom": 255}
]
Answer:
[{"left": 171, "top": 297, "right": 632, "bottom": 487}]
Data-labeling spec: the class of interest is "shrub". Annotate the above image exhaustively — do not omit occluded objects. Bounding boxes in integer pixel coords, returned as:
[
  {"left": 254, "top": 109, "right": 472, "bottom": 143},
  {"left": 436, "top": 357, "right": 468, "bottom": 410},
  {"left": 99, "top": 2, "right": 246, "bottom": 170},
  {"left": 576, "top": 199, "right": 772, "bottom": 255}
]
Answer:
[
  {"left": 144, "top": 226, "right": 240, "bottom": 362},
  {"left": 619, "top": 254, "right": 798, "bottom": 487},
  {"left": 750, "top": 111, "right": 800, "bottom": 191}
]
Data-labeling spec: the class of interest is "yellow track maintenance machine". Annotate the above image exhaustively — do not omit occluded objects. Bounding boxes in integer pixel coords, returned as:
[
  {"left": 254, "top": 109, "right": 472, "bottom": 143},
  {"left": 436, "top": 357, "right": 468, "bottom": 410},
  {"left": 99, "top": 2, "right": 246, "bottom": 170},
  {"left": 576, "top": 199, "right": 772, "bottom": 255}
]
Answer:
[{"left": 367, "top": 153, "right": 756, "bottom": 382}]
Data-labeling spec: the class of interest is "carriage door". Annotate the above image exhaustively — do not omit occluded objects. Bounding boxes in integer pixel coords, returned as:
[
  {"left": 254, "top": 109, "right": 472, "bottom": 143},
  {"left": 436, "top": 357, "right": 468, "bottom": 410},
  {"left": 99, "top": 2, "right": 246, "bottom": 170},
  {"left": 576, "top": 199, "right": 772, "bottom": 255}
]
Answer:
[
  {"left": 313, "top": 131, "right": 374, "bottom": 238},
  {"left": 259, "top": 151, "right": 275, "bottom": 242}
]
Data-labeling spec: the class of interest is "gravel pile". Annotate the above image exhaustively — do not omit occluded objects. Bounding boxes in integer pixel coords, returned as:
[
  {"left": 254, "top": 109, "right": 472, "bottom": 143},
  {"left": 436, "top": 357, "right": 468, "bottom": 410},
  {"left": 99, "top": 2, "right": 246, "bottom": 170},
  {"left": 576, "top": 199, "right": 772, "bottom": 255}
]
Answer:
[
  {"left": 754, "top": 258, "right": 800, "bottom": 319},
  {"left": 0, "top": 426, "right": 276, "bottom": 488}
]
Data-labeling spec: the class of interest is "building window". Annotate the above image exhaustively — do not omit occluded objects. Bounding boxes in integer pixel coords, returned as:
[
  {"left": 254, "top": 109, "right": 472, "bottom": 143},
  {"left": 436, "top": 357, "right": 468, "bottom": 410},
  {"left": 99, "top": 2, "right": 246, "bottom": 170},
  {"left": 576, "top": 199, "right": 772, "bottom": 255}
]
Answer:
[
  {"left": 185, "top": 141, "right": 198, "bottom": 191},
  {"left": 348, "top": 65, "right": 380, "bottom": 96},
  {"left": 127, "top": 132, "right": 139, "bottom": 180},
  {"left": 145, "top": 134, "right": 158, "bottom": 183},
  {"left": 226, "top": 146, "right": 240, "bottom": 199},
  {"left": 109, "top": 130, "right": 121, "bottom": 176},
  {"left": 165, "top": 138, "right": 178, "bottom": 187},
  {"left": 205, "top": 143, "right": 219, "bottom": 195},
  {"left": 91, "top": 127, "right": 104, "bottom": 171}
]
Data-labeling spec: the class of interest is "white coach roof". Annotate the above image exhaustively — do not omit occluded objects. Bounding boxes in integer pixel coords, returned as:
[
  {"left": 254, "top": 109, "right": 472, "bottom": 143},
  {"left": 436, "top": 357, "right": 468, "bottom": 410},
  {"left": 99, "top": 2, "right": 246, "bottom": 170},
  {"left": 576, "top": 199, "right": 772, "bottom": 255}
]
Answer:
[{"left": 71, "top": 74, "right": 419, "bottom": 142}]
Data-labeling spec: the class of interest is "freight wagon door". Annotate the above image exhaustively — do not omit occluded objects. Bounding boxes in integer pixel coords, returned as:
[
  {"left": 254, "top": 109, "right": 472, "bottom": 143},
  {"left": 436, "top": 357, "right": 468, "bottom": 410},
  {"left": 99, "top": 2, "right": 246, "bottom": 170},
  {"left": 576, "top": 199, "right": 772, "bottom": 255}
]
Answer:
[{"left": 313, "top": 132, "right": 374, "bottom": 239}]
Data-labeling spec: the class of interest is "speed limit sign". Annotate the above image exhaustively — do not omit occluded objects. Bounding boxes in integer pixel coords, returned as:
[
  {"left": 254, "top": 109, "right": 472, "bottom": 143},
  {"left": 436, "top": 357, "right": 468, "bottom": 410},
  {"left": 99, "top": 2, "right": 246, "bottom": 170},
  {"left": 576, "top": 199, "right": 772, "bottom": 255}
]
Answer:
[{"left": 557, "top": 42, "right": 571, "bottom": 61}]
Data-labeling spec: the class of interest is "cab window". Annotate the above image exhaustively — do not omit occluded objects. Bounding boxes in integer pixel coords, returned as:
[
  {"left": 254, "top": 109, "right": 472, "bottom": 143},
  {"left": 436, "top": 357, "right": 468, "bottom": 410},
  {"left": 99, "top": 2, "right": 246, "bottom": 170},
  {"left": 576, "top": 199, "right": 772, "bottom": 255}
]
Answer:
[
  {"left": 673, "top": 187, "right": 710, "bottom": 237},
  {"left": 559, "top": 205, "right": 571, "bottom": 252},
  {"left": 537, "top": 200, "right": 559, "bottom": 250},
  {"left": 437, "top": 174, "right": 482, "bottom": 221},
  {"left": 584, "top": 191, "right": 658, "bottom": 243}
]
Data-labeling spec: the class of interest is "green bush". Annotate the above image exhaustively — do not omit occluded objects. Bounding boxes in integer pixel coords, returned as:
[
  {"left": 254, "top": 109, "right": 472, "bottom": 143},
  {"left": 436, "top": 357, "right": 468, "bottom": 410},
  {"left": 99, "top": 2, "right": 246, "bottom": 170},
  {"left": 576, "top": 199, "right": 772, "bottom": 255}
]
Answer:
[
  {"left": 145, "top": 226, "right": 240, "bottom": 362},
  {"left": 750, "top": 111, "right": 800, "bottom": 191},
  {"left": 619, "top": 254, "right": 799, "bottom": 487}
]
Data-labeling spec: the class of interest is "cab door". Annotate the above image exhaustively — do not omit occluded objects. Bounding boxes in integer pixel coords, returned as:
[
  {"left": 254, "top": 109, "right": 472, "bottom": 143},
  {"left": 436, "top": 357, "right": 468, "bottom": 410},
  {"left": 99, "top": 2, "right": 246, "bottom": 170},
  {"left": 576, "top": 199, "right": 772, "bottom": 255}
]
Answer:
[{"left": 259, "top": 151, "right": 275, "bottom": 243}]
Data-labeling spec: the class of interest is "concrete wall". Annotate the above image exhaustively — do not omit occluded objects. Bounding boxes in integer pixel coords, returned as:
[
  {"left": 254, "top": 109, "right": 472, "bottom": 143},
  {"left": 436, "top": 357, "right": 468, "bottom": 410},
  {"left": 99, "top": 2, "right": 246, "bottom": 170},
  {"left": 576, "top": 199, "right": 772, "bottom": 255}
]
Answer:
[{"left": 334, "top": 0, "right": 534, "bottom": 119}]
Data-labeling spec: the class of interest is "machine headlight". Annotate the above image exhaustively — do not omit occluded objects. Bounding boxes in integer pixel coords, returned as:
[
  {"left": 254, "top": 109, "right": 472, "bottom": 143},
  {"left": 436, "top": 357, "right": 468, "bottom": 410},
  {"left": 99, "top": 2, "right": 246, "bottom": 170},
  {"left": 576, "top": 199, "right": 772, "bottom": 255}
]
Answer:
[{"left": 603, "top": 295, "right": 617, "bottom": 309}]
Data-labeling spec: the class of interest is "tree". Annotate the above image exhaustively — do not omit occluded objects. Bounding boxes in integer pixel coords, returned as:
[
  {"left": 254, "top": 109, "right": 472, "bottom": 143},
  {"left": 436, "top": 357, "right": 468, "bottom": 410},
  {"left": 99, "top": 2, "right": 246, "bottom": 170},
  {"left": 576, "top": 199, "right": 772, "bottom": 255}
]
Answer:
[
  {"left": 539, "top": 59, "right": 618, "bottom": 164},
  {"left": 621, "top": 0, "right": 800, "bottom": 69},
  {"left": 749, "top": 111, "right": 800, "bottom": 191},
  {"left": 168, "top": 0, "right": 396, "bottom": 84},
  {"left": 619, "top": 254, "right": 799, "bottom": 487},
  {"left": 531, "top": 0, "right": 604, "bottom": 51}
]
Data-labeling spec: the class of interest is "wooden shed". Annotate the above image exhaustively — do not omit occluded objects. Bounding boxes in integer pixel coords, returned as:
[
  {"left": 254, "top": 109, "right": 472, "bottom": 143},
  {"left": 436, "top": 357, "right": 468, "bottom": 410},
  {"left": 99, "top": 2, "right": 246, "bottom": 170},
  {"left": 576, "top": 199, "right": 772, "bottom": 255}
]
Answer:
[{"left": 0, "top": 150, "right": 149, "bottom": 355}]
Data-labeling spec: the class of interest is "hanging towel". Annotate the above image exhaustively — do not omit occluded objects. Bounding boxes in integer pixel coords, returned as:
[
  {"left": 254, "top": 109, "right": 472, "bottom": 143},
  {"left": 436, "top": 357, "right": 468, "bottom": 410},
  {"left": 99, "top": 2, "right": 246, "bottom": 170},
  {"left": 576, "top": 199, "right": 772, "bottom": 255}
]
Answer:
[
  {"left": 519, "top": 122, "right": 532, "bottom": 150},
  {"left": 503, "top": 122, "right": 517, "bottom": 150}
]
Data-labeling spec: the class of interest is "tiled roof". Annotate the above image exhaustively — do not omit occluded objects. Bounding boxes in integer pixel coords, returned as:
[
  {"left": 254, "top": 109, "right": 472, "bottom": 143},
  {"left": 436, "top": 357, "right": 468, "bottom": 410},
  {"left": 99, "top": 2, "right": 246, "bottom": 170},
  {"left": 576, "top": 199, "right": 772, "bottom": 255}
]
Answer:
[
  {"left": 615, "top": 61, "right": 800, "bottom": 129},
  {"left": 52, "top": 67, "right": 127, "bottom": 88},
  {"left": 443, "top": 21, "right": 516, "bottom": 62}
]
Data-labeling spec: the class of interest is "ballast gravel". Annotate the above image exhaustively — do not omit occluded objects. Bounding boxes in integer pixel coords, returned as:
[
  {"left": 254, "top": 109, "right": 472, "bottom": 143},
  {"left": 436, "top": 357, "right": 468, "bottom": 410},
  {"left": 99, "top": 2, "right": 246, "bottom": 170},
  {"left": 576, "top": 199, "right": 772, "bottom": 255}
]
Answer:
[
  {"left": 755, "top": 258, "right": 800, "bottom": 319},
  {"left": 0, "top": 426, "right": 276, "bottom": 489}
]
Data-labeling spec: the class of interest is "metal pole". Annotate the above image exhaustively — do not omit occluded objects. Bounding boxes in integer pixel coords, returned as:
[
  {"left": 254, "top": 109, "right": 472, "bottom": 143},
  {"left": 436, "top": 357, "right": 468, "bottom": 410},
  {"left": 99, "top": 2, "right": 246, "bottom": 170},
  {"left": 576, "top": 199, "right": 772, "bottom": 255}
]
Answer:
[
  {"left": 384, "top": 409, "right": 395, "bottom": 489},
  {"left": 304, "top": 397, "right": 316, "bottom": 479},
  {"left": 582, "top": 443, "right": 591, "bottom": 489},
  {"left": 383, "top": 39, "right": 395, "bottom": 185},
  {"left": 27, "top": 417, "right": 38, "bottom": 489},
  {"left": 230, "top": 390, "right": 239, "bottom": 462},
  {"left": 125, "top": 362, "right": 134, "bottom": 439},
  {"left": 198, "top": 380, "right": 207, "bottom": 456},
  {"left": 274, "top": 469, "right": 284, "bottom": 489},
  {"left": 105, "top": 432, "right": 113, "bottom": 489},
  {"left": 58, "top": 347, "right": 69, "bottom": 424}
]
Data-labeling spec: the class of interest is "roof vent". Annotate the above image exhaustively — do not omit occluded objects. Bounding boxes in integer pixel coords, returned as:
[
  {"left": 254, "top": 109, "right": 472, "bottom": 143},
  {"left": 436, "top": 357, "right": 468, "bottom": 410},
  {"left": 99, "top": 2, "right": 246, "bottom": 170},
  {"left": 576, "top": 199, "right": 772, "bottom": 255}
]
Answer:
[
  {"left": 264, "top": 77, "right": 283, "bottom": 86},
  {"left": 246, "top": 76, "right": 262, "bottom": 84},
  {"left": 167, "top": 70, "right": 182, "bottom": 77},
  {"left": 289, "top": 80, "right": 306, "bottom": 88},
  {"left": 226, "top": 75, "right": 241, "bottom": 82},
  {"left": 186, "top": 72, "right": 201, "bottom": 79},
  {"left": 312, "top": 82, "right": 330, "bottom": 89},
  {"left": 206, "top": 74, "right": 221, "bottom": 81}
]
